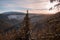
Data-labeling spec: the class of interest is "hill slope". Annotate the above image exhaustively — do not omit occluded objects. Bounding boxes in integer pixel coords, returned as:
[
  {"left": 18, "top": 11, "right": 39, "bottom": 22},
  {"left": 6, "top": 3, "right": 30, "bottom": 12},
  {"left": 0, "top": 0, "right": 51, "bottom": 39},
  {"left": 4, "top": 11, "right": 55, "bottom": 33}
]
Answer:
[{"left": 33, "top": 12, "right": 60, "bottom": 40}]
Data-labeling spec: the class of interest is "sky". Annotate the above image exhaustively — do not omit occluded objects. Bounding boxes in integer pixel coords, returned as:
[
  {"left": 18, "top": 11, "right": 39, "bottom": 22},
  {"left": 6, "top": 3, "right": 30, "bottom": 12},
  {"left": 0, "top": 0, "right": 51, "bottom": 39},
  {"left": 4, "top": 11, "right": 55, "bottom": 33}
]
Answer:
[{"left": 0, "top": 0, "right": 59, "bottom": 14}]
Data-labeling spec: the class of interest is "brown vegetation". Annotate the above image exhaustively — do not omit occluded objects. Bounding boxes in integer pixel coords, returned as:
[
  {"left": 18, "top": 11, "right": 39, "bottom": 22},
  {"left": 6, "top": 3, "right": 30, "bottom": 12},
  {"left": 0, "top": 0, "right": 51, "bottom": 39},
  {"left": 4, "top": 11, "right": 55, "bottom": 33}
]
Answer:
[{"left": 0, "top": 12, "right": 60, "bottom": 40}]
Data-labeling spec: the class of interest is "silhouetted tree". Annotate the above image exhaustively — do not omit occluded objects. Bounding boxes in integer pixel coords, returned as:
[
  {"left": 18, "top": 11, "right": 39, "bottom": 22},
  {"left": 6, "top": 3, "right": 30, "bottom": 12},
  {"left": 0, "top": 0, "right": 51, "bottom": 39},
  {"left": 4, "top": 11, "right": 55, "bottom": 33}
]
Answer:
[
  {"left": 15, "top": 10, "right": 33, "bottom": 40},
  {"left": 22, "top": 10, "right": 32, "bottom": 40}
]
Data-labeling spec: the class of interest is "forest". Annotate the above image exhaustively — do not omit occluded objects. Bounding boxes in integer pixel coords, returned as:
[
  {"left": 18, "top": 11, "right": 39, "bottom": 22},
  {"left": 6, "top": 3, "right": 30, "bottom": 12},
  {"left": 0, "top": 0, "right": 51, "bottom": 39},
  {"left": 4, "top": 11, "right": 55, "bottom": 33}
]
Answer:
[{"left": 0, "top": 11, "right": 60, "bottom": 40}]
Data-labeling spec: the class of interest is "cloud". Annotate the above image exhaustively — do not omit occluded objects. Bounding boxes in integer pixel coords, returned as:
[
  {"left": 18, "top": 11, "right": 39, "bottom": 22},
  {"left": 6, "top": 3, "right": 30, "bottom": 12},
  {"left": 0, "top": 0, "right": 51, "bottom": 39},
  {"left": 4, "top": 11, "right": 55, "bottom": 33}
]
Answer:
[
  {"left": 1, "top": 1, "right": 49, "bottom": 9},
  {"left": 0, "top": 0, "right": 50, "bottom": 13}
]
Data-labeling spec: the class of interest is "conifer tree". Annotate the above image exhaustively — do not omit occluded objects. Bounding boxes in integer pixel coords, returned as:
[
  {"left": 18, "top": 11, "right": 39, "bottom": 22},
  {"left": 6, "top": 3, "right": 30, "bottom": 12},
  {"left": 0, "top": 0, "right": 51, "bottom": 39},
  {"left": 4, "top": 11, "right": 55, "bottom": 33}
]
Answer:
[
  {"left": 19, "top": 10, "right": 33, "bottom": 40},
  {"left": 23, "top": 10, "right": 30, "bottom": 40},
  {"left": 15, "top": 10, "right": 33, "bottom": 40}
]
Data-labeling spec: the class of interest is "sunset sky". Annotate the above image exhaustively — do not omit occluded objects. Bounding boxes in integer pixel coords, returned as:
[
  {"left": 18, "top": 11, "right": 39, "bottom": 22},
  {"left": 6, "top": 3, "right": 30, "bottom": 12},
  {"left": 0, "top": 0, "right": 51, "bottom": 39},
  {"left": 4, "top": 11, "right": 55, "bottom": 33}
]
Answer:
[{"left": 0, "top": 0, "right": 59, "bottom": 13}]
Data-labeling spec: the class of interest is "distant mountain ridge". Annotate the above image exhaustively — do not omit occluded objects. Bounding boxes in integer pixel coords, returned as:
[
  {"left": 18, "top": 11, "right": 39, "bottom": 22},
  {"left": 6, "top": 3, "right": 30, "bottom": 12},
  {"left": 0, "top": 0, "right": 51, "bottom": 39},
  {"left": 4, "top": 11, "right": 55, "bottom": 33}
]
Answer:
[{"left": 2, "top": 12, "right": 26, "bottom": 15}]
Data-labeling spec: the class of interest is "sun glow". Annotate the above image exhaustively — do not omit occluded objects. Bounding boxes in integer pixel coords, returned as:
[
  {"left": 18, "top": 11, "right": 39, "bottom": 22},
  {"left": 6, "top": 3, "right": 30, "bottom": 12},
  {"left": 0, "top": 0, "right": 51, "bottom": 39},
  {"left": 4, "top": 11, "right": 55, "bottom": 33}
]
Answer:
[
  {"left": 46, "top": 1, "right": 59, "bottom": 14},
  {"left": 46, "top": 1, "right": 58, "bottom": 9}
]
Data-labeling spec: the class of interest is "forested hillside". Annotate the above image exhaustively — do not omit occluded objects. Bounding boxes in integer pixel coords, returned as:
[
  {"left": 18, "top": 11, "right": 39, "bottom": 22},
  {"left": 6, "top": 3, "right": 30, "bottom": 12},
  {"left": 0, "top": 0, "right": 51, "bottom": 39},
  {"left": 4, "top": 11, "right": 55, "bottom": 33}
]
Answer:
[{"left": 0, "top": 12, "right": 60, "bottom": 40}]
